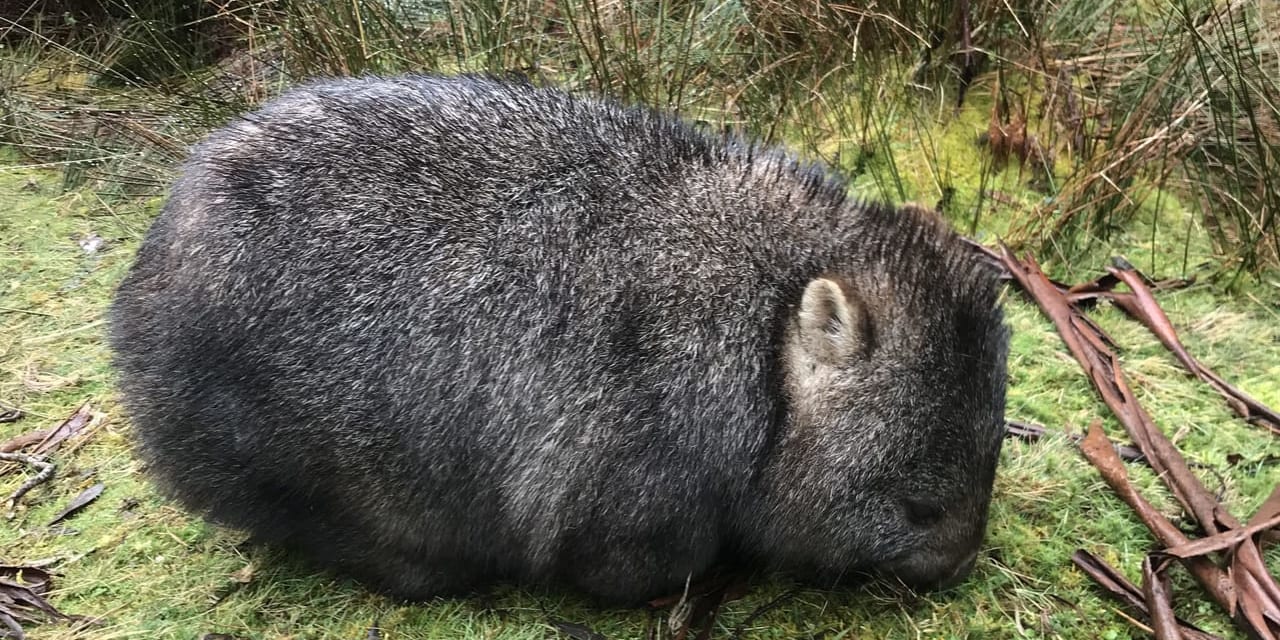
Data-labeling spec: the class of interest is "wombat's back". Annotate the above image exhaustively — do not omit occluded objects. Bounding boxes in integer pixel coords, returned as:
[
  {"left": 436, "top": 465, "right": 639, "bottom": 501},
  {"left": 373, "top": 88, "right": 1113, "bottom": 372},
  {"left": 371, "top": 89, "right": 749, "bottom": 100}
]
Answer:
[
  {"left": 112, "top": 75, "right": 833, "bottom": 600},
  {"left": 110, "top": 74, "right": 1007, "bottom": 603}
]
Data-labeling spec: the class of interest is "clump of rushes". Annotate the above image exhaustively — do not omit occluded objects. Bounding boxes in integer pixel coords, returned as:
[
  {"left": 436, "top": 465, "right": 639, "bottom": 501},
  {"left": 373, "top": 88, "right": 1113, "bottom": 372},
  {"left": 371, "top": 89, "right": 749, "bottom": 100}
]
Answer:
[{"left": 1, "top": 0, "right": 1277, "bottom": 273}]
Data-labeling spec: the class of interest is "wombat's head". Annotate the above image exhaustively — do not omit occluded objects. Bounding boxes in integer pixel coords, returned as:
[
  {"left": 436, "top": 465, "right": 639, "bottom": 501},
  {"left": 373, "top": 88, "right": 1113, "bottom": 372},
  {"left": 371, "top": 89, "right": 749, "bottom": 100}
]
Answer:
[{"left": 752, "top": 207, "right": 1008, "bottom": 592}]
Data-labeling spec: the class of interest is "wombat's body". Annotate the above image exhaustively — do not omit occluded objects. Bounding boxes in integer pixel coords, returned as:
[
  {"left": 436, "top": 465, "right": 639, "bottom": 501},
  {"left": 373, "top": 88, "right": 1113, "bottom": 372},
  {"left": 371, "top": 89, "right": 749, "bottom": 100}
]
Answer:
[{"left": 110, "top": 74, "right": 1009, "bottom": 604}]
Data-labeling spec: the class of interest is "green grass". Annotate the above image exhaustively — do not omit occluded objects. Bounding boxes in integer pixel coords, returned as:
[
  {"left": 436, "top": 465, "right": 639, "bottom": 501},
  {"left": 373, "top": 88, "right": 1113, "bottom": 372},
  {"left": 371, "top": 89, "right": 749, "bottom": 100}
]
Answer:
[{"left": 2, "top": 82, "right": 1279, "bottom": 638}]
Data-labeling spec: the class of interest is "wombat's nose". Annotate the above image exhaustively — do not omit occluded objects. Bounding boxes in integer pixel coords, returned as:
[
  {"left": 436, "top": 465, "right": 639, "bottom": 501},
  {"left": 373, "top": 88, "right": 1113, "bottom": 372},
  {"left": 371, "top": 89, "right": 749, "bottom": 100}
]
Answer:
[
  {"left": 937, "top": 548, "right": 980, "bottom": 590},
  {"left": 884, "top": 546, "right": 981, "bottom": 591}
]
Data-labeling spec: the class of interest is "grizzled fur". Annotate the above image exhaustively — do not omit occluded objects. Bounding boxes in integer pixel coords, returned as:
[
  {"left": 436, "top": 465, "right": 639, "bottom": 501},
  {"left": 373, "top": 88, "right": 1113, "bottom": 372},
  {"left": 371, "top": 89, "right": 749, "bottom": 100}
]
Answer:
[{"left": 109, "top": 74, "right": 1009, "bottom": 604}]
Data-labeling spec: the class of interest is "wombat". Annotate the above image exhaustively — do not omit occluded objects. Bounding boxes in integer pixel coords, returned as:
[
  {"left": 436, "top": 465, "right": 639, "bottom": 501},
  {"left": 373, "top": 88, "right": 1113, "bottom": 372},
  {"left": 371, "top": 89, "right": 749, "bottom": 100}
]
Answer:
[{"left": 109, "top": 74, "right": 1010, "bottom": 605}]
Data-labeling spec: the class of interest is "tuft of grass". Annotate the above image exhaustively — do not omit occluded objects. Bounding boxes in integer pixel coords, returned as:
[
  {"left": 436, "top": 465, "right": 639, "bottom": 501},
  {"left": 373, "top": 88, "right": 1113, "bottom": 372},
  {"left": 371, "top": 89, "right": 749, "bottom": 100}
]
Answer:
[
  {"left": 1176, "top": 0, "right": 1280, "bottom": 275},
  {"left": 992, "top": 0, "right": 1280, "bottom": 274},
  {"left": 5, "top": 0, "right": 1276, "bottom": 273}
]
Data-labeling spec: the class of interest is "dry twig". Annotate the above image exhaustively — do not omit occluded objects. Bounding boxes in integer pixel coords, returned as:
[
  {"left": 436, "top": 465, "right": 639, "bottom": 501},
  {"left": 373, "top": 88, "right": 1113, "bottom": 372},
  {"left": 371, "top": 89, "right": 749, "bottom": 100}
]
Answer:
[{"left": 0, "top": 452, "right": 55, "bottom": 518}]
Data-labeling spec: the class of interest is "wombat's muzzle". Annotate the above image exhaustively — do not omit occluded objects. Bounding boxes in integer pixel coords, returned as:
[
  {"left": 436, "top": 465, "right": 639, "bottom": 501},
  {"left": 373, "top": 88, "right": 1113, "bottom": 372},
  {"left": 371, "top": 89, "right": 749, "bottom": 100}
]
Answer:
[
  {"left": 934, "top": 548, "right": 980, "bottom": 590},
  {"left": 882, "top": 545, "right": 981, "bottom": 592}
]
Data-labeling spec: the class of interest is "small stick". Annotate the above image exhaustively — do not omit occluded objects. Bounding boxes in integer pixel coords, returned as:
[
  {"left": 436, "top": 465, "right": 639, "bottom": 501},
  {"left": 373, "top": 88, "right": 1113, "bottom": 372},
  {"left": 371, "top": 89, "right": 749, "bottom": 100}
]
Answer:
[
  {"left": 21, "top": 319, "right": 106, "bottom": 346},
  {"left": 1, "top": 429, "right": 49, "bottom": 454},
  {"left": 0, "top": 305, "right": 54, "bottom": 317},
  {"left": 0, "top": 452, "right": 56, "bottom": 518},
  {"left": 1005, "top": 419, "right": 1147, "bottom": 463}
]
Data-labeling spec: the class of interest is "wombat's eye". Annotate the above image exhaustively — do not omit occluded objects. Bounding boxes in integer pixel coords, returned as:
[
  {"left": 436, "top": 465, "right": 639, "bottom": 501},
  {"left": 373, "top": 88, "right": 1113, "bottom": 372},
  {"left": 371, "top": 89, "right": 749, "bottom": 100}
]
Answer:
[{"left": 902, "top": 498, "right": 946, "bottom": 527}]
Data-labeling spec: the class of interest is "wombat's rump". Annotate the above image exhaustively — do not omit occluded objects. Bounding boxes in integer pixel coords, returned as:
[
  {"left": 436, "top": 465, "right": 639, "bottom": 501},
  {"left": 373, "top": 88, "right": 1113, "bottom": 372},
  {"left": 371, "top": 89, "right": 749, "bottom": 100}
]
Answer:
[{"left": 109, "top": 74, "right": 1010, "bottom": 604}]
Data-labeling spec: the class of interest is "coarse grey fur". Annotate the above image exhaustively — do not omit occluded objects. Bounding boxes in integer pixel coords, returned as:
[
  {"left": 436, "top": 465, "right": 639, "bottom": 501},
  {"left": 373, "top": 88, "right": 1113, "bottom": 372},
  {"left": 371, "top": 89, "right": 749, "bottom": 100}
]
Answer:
[{"left": 109, "top": 74, "right": 1010, "bottom": 605}]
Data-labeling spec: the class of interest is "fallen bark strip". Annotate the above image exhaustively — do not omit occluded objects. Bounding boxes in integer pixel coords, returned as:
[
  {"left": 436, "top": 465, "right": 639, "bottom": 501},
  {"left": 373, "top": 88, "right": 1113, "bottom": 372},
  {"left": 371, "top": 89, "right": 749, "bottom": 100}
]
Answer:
[
  {"left": 1164, "top": 512, "right": 1280, "bottom": 559},
  {"left": 1071, "top": 549, "right": 1222, "bottom": 640},
  {"left": 966, "top": 239, "right": 1278, "bottom": 436},
  {"left": 1106, "top": 267, "right": 1280, "bottom": 436},
  {"left": 1065, "top": 259, "right": 1196, "bottom": 298},
  {"left": 963, "top": 239, "right": 1193, "bottom": 297},
  {"left": 34, "top": 402, "right": 95, "bottom": 455},
  {"left": 0, "top": 430, "right": 50, "bottom": 454},
  {"left": 1232, "top": 549, "right": 1280, "bottom": 636},
  {"left": 1079, "top": 422, "right": 1238, "bottom": 614},
  {"left": 1084, "top": 418, "right": 1280, "bottom": 635},
  {"left": 1074, "top": 279, "right": 1279, "bottom": 437},
  {"left": 974, "top": 242, "right": 1280, "bottom": 636},
  {"left": 1072, "top": 281, "right": 1280, "bottom": 436},
  {"left": 1144, "top": 554, "right": 1186, "bottom": 640},
  {"left": 1006, "top": 246, "right": 1280, "bottom": 638},
  {"left": 1251, "top": 486, "right": 1280, "bottom": 545},
  {"left": 999, "top": 248, "right": 1228, "bottom": 535},
  {"left": 0, "top": 452, "right": 55, "bottom": 518},
  {"left": 1005, "top": 419, "right": 1146, "bottom": 463}
]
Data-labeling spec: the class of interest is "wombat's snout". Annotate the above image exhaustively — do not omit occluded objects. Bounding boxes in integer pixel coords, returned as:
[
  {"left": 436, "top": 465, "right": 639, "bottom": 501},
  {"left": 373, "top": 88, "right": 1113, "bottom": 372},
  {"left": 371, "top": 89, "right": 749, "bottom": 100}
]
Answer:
[
  {"left": 886, "top": 545, "right": 981, "bottom": 591},
  {"left": 935, "top": 548, "right": 980, "bottom": 590}
]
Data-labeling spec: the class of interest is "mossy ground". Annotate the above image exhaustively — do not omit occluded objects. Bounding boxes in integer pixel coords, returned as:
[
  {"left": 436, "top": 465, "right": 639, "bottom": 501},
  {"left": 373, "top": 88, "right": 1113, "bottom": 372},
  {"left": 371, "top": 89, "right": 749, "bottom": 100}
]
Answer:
[{"left": 1, "top": 90, "right": 1278, "bottom": 639}]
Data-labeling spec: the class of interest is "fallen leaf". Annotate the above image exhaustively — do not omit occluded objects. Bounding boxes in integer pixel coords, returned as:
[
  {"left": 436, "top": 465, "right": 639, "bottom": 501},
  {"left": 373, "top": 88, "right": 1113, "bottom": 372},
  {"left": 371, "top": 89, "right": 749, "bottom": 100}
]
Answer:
[
  {"left": 34, "top": 403, "right": 95, "bottom": 456},
  {"left": 551, "top": 620, "right": 608, "bottom": 640},
  {"left": 0, "top": 565, "right": 72, "bottom": 639},
  {"left": 47, "top": 483, "right": 104, "bottom": 526}
]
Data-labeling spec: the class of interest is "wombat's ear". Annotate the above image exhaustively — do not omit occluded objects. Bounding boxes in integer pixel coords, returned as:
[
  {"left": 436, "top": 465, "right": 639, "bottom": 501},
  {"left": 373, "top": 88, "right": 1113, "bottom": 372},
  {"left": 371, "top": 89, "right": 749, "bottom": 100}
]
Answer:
[{"left": 797, "top": 277, "right": 871, "bottom": 365}]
